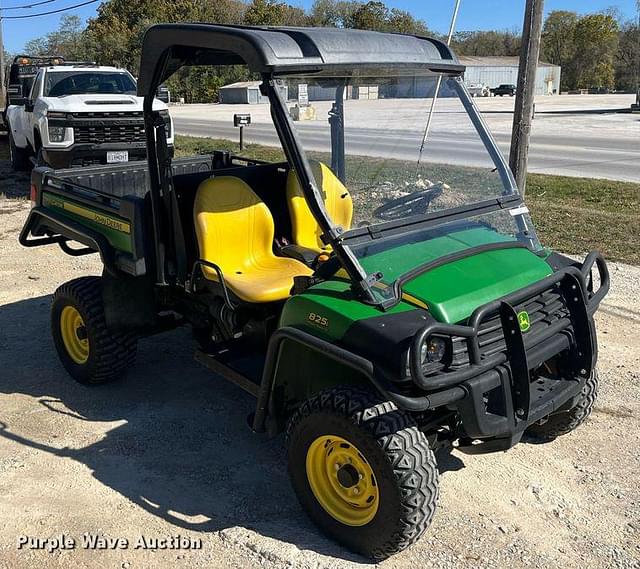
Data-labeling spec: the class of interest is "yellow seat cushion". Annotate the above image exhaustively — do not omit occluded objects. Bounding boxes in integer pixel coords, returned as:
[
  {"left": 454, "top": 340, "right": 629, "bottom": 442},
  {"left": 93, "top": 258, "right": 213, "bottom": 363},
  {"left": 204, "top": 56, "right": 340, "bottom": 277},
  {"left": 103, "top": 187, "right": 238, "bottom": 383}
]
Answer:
[
  {"left": 286, "top": 161, "right": 353, "bottom": 251},
  {"left": 194, "top": 176, "right": 312, "bottom": 303}
]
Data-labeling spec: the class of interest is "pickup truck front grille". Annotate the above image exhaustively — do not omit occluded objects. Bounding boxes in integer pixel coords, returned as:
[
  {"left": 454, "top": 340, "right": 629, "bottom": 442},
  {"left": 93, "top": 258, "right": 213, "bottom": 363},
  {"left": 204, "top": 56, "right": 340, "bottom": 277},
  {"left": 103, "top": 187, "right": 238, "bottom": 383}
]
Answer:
[
  {"left": 451, "top": 287, "right": 570, "bottom": 367},
  {"left": 73, "top": 123, "right": 146, "bottom": 144},
  {"left": 70, "top": 111, "right": 143, "bottom": 119}
]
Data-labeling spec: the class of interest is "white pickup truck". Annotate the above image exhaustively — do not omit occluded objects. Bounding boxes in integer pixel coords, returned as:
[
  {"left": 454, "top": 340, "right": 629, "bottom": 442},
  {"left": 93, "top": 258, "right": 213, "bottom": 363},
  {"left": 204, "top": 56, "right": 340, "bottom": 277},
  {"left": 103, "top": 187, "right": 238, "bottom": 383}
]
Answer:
[{"left": 7, "top": 65, "right": 173, "bottom": 170}]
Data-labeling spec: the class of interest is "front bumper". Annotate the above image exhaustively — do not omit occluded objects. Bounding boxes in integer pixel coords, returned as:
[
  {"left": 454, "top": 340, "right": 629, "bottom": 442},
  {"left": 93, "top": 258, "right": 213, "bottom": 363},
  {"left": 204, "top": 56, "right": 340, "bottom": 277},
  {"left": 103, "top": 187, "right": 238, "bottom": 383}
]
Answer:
[
  {"left": 407, "top": 252, "right": 609, "bottom": 451},
  {"left": 42, "top": 142, "right": 173, "bottom": 169}
]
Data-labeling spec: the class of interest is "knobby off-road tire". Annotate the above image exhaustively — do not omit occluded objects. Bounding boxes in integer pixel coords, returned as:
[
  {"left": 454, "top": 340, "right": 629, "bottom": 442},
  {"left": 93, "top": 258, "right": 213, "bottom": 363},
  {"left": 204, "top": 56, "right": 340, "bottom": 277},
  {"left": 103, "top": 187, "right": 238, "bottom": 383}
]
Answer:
[
  {"left": 527, "top": 370, "right": 598, "bottom": 441},
  {"left": 51, "top": 277, "right": 137, "bottom": 385},
  {"left": 9, "top": 130, "right": 30, "bottom": 171},
  {"left": 286, "top": 386, "right": 439, "bottom": 560}
]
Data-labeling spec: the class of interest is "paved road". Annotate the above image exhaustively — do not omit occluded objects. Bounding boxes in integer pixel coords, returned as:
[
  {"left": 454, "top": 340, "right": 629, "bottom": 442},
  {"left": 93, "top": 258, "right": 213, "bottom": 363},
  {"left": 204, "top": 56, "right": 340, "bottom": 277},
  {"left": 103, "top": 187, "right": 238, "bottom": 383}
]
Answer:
[{"left": 173, "top": 117, "right": 640, "bottom": 182}]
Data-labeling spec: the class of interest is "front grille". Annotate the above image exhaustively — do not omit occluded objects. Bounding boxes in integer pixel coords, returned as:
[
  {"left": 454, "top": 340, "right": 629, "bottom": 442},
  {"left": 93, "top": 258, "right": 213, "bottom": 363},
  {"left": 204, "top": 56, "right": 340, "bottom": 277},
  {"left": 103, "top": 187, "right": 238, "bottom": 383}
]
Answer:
[
  {"left": 451, "top": 286, "right": 569, "bottom": 367},
  {"left": 70, "top": 111, "right": 143, "bottom": 119},
  {"left": 73, "top": 123, "right": 145, "bottom": 144}
]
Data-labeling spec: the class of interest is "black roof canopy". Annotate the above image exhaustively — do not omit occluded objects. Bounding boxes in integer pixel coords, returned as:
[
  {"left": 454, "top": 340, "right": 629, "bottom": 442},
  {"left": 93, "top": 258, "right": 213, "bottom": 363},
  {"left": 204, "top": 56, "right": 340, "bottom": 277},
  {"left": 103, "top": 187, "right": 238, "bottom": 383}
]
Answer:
[{"left": 137, "top": 23, "right": 463, "bottom": 97}]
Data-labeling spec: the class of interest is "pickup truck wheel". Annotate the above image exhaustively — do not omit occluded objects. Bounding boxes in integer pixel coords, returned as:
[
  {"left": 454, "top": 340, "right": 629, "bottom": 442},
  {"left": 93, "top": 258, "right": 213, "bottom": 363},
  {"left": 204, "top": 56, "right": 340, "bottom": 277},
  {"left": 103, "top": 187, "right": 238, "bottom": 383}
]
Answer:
[
  {"left": 526, "top": 370, "right": 598, "bottom": 441},
  {"left": 51, "top": 277, "right": 137, "bottom": 385},
  {"left": 286, "top": 386, "right": 439, "bottom": 560},
  {"left": 9, "top": 131, "right": 30, "bottom": 171}
]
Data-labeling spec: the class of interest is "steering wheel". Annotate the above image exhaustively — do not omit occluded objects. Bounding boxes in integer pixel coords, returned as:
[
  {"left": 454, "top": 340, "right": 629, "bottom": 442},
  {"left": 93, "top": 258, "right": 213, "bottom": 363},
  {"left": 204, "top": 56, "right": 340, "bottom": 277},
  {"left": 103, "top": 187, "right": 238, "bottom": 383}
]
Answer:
[{"left": 373, "top": 184, "right": 445, "bottom": 221}]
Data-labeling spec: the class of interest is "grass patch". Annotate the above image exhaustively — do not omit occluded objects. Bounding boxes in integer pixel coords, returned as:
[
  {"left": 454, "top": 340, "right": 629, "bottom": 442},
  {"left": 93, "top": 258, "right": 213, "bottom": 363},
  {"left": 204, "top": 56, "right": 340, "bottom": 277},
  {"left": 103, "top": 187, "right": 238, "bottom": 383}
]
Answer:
[
  {"left": 175, "top": 134, "right": 285, "bottom": 163},
  {"left": 527, "top": 175, "right": 639, "bottom": 265}
]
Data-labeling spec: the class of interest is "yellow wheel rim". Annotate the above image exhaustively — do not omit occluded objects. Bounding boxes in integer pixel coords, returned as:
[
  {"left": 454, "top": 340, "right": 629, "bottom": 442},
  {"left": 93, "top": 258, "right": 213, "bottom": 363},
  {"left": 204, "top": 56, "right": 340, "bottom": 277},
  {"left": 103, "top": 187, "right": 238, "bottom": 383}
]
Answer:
[
  {"left": 306, "top": 435, "right": 379, "bottom": 526},
  {"left": 60, "top": 305, "right": 89, "bottom": 365}
]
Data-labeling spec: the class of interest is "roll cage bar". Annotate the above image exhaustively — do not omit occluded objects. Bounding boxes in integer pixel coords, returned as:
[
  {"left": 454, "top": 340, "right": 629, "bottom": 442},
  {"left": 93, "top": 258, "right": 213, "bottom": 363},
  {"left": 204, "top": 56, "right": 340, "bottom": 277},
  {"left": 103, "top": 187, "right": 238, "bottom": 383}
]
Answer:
[{"left": 139, "top": 24, "right": 516, "bottom": 307}]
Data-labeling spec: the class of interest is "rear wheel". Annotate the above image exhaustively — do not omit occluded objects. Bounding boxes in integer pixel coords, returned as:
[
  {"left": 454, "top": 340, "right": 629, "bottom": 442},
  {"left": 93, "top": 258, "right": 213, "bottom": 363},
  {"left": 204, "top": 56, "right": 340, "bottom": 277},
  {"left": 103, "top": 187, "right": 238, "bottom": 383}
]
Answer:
[
  {"left": 286, "top": 386, "right": 439, "bottom": 560},
  {"left": 526, "top": 370, "right": 598, "bottom": 441},
  {"left": 51, "top": 277, "right": 137, "bottom": 384},
  {"left": 9, "top": 130, "right": 30, "bottom": 171}
]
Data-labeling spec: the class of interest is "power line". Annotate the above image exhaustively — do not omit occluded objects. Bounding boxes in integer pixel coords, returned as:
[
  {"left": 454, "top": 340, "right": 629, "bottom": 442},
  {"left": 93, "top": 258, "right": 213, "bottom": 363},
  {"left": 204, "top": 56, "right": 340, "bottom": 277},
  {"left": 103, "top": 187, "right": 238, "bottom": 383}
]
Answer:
[
  {"left": 1, "top": 0, "right": 99, "bottom": 19},
  {"left": 2, "top": 0, "right": 59, "bottom": 11}
]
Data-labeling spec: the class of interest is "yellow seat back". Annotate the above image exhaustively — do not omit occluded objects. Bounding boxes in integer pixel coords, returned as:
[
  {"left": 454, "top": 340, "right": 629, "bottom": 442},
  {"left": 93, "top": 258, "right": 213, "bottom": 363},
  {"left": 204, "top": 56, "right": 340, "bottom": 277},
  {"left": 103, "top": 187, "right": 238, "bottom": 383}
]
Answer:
[
  {"left": 194, "top": 176, "right": 275, "bottom": 277},
  {"left": 286, "top": 161, "right": 353, "bottom": 251}
]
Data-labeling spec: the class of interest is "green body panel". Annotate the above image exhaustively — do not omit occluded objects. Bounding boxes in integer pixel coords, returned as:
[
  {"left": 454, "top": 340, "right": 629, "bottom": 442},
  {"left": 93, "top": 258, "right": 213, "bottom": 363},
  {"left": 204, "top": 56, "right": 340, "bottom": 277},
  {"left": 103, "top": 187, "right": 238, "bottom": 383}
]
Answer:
[
  {"left": 42, "top": 192, "right": 133, "bottom": 253},
  {"left": 358, "top": 227, "right": 553, "bottom": 324},
  {"left": 279, "top": 279, "right": 415, "bottom": 341},
  {"left": 280, "top": 227, "right": 552, "bottom": 340}
]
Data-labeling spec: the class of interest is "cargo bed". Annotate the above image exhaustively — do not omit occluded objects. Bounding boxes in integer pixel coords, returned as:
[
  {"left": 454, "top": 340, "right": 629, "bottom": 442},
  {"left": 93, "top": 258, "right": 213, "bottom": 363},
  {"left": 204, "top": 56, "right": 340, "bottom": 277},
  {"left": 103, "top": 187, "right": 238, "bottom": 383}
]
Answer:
[{"left": 19, "top": 152, "right": 290, "bottom": 277}]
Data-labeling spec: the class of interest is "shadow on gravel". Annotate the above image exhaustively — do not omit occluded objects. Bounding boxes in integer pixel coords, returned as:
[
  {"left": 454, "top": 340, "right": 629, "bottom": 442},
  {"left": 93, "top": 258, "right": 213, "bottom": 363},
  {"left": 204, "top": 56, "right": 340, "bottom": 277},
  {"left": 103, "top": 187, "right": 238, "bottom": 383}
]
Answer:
[
  {"left": 0, "top": 294, "right": 367, "bottom": 563},
  {"left": 0, "top": 140, "right": 31, "bottom": 198}
]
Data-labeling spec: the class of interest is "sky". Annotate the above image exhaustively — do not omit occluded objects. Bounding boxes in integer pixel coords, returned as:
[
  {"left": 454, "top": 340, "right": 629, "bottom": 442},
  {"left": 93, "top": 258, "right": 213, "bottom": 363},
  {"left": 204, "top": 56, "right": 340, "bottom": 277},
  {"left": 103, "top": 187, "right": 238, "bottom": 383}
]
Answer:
[{"left": 1, "top": 0, "right": 638, "bottom": 54}]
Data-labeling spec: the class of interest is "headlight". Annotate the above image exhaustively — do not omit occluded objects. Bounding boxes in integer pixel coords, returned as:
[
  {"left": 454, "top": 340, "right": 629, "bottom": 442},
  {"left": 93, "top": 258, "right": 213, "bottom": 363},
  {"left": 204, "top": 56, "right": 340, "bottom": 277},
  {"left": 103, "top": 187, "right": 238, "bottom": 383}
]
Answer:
[
  {"left": 421, "top": 337, "right": 447, "bottom": 364},
  {"left": 405, "top": 336, "right": 449, "bottom": 377},
  {"left": 48, "top": 126, "right": 66, "bottom": 143}
]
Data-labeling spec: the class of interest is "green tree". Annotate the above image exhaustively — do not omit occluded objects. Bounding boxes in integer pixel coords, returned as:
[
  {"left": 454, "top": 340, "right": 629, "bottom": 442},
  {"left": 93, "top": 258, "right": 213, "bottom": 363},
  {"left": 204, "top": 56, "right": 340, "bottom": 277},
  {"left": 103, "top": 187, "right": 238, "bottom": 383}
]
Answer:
[
  {"left": 348, "top": 0, "right": 388, "bottom": 30},
  {"left": 344, "top": 1, "right": 430, "bottom": 34},
  {"left": 451, "top": 30, "right": 520, "bottom": 56},
  {"left": 573, "top": 13, "right": 619, "bottom": 89},
  {"left": 244, "top": 0, "right": 287, "bottom": 26},
  {"left": 23, "top": 15, "right": 88, "bottom": 60},
  {"left": 615, "top": 16, "right": 640, "bottom": 91},
  {"left": 542, "top": 11, "right": 578, "bottom": 90},
  {"left": 309, "top": 0, "right": 358, "bottom": 27}
]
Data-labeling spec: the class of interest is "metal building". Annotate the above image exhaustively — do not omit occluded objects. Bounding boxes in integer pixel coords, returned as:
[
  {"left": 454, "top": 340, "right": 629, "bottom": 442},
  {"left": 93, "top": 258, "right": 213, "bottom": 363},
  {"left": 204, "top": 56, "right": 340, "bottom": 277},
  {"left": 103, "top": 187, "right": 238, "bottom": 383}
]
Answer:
[
  {"left": 218, "top": 81, "right": 288, "bottom": 104},
  {"left": 460, "top": 56, "right": 561, "bottom": 96}
]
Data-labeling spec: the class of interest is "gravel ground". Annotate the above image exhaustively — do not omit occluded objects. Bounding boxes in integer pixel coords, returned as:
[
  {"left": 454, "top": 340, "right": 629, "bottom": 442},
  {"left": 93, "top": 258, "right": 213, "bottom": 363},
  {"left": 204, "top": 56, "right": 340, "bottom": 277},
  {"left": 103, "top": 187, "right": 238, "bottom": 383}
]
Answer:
[{"left": 1, "top": 173, "right": 639, "bottom": 568}]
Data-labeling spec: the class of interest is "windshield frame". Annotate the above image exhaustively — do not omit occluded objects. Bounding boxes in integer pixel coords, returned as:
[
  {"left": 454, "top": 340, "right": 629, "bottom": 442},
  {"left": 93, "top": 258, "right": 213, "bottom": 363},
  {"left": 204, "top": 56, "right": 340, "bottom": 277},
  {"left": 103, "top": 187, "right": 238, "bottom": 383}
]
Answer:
[{"left": 265, "top": 70, "right": 532, "bottom": 308}]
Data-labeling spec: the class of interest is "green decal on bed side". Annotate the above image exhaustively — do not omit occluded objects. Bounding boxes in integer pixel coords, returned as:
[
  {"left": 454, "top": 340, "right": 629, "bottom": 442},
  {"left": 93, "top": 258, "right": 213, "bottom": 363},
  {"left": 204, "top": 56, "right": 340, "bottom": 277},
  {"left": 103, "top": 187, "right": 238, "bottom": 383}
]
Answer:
[{"left": 42, "top": 192, "right": 133, "bottom": 253}]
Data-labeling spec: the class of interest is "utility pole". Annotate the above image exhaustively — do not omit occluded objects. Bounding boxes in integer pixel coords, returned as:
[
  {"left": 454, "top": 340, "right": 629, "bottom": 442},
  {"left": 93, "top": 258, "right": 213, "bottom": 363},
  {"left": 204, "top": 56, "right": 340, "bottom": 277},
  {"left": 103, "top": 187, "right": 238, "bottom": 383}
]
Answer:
[
  {"left": 509, "top": 0, "right": 544, "bottom": 197},
  {"left": 0, "top": 8, "right": 5, "bottom": 93},
  {"left": 635, "top": 0, "right": 640, "bottom": 108}
]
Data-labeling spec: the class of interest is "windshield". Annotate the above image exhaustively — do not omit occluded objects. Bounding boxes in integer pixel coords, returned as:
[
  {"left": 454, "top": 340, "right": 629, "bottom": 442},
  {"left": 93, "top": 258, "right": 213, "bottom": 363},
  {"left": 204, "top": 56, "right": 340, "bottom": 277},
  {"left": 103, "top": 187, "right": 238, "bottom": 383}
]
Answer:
[
  {"left": 277, "top": 72, "right": 541, "bottom": 304},
  {"left": 44, "top": 71, "right": 137, "bottom": 97}
]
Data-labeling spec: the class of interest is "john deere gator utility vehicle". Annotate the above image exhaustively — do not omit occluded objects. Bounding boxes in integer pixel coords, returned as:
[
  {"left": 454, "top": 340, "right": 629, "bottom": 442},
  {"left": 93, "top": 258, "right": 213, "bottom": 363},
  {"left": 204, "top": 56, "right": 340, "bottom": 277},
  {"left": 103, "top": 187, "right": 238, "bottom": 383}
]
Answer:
[{"left": 20, "top": 24, "right": 610, "bottom": 559}]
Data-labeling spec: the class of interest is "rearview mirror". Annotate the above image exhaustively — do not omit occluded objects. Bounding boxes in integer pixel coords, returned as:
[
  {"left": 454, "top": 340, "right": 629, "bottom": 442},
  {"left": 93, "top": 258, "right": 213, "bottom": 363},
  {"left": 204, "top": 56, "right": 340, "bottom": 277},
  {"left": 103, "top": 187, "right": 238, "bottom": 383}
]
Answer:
[{"left": 7, "top": 84, "right": 27, "bottom": 106}]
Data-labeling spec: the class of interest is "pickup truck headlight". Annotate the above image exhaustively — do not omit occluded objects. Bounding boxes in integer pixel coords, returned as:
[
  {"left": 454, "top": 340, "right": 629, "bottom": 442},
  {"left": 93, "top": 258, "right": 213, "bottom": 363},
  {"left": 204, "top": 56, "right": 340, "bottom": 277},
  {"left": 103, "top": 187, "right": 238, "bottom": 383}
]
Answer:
[{"left": 48, "top": 126, "right": 66, "bottom": 143}]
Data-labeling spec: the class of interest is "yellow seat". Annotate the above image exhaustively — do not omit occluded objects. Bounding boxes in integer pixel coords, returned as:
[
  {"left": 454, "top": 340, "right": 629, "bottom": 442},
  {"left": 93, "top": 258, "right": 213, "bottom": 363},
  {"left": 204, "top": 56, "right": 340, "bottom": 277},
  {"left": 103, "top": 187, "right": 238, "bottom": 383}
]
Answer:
[
  {"left": 286, "top": 161, "right": 353, "bottom": 251},
  {"left": 194, "top": 176, "right": 312, "bottom": 303}
]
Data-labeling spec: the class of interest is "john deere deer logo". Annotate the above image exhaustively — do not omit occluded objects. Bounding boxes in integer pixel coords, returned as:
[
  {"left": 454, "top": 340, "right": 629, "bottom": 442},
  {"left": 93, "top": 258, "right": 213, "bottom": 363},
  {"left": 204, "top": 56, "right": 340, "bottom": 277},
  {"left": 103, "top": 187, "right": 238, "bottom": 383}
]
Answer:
[{"left": 517, "top": 310, "right": 530, "bottom": 332}]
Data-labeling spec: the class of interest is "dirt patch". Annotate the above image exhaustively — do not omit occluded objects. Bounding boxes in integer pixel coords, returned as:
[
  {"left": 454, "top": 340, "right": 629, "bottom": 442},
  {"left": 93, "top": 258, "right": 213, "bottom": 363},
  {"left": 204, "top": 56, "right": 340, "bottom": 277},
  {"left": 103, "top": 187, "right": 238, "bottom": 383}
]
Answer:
[{"left": 0, "top": 196, "right": 639, "bottom": 568}]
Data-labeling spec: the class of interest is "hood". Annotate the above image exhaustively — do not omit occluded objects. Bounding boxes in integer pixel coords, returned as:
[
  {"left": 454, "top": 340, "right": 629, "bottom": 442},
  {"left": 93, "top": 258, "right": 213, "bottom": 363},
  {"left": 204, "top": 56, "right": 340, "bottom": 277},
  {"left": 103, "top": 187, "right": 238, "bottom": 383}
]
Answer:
[
  {"left": 41, "top": 94, "right": 168, "bottom": 113},
  {"left": 360, "top": 226, "right": 552, "bottom": 324}
]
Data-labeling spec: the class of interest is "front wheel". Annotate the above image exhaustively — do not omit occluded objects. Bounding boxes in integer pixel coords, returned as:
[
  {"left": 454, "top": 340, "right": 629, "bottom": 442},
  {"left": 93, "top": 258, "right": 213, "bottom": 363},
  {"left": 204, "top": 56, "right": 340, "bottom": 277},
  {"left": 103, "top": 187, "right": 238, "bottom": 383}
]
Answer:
[
  {"left": 9, "top": 130, "right": 30, "bottom": 171},
  {"left": 286, "top": 386, "right": 439, "bottom": 560},
  {"left": 526, "top": 370, "right": 598, "bottom": 441},
  {"left": 51, "top": 277, "right": 137, "bottom": 384}
]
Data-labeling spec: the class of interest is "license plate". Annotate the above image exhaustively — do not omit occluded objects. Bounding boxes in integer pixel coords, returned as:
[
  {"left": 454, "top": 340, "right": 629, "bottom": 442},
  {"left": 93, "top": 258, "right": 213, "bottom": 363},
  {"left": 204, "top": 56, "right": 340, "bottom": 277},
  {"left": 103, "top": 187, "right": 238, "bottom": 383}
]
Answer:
[{"left": 107, "top": 151, "right": 129, "bottom": 163}]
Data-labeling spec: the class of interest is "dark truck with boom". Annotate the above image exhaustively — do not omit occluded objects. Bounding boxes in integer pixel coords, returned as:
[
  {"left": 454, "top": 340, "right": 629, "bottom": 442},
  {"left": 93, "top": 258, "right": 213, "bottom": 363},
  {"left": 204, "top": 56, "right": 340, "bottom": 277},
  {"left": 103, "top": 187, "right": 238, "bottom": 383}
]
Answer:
[{"left": 20, "top": 24, "right": 609, "bottom": 560}]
